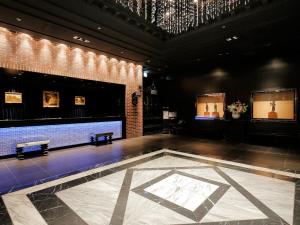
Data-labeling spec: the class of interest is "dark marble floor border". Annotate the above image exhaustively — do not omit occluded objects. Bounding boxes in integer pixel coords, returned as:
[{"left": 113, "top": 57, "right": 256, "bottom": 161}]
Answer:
[
  {"left": 0, "top": 150, "right": 297, "bottom": 225},
  {"left": 0, "top": 196, "right": 12, "bottom": 225},
  {"left": 132, "top": 169, "right": 230, "bottom": 222},
  {"left": 165, "top": 152, "right": 297, "bottom": 183},
  {"left": 174, "top": 219, "right": 272, "bottom": 225}
]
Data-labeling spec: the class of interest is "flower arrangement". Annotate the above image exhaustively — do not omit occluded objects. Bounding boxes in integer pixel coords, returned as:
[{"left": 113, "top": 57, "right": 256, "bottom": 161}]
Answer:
[{"left": 227, "top": 100, "right": 248, "bottom": 114}]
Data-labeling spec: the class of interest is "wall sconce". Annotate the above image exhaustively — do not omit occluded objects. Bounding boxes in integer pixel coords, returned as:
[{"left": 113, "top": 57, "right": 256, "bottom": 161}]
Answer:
[{"left": 132, "top": 86, "right": 143, "bottom": 106}]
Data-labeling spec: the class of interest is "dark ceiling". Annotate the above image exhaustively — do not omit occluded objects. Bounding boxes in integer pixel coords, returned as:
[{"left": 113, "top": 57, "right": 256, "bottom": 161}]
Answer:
[{"left": 0, "top": 0, "right": 299, "bottom": 73}]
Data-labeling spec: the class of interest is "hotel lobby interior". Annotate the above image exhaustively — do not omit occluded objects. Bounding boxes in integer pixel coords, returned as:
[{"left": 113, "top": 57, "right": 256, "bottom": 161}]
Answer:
[{"left": 0, "top": 0, "right": 299, "bottom": 224}]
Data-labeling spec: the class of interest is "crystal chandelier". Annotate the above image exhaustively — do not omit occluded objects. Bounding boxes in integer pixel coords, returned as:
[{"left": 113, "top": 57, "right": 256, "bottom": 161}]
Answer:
[{"left": 115, "top": 0, "right": 251, "bottom": 34}]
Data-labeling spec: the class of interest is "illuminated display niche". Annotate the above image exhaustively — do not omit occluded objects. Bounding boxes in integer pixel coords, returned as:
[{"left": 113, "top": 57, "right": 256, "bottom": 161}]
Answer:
[
  {"left": 195, "top": 93, "right": 225, "bottom": 120},
  {"left": 251, "top": 89, "right": 297, "bottom": 121}
]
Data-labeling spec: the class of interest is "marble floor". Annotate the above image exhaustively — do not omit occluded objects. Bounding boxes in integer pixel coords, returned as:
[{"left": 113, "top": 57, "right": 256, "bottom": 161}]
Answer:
[
  {"left": 1, "top": 134, "right": 300, "bottom": 196},
  {"left": 1, "top": 149, "right": 299, "bottom": 225}
]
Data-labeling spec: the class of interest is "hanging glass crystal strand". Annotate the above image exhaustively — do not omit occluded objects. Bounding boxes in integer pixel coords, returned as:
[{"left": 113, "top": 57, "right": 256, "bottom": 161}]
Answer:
[
  {"left": 137, "top": 0, "right": 142, "bottom": 16},
  {"left": 144, "top": 0, "right": 147, "bottom": 20},
  {"left": 151, "top": 0, "right": 156, "bottom": 23},
  {"left": 128, "top": 0, "right": 134, "bottom": 12},
  {"left": 195, "top": 0, "right": 199, "bottom": 27}
]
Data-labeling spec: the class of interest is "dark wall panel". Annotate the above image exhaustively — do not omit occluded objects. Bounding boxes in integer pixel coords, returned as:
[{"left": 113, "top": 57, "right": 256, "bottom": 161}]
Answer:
[
  {"left": 0, "top": 68, "right": 125, "bottom": 121},
  {"left": 172, "top": 54, "right": 300, "bottom": 146}
]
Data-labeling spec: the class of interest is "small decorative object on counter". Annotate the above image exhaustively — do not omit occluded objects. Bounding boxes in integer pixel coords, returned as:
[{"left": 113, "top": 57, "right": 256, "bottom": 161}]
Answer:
[{"left": 227, "top": 100, "right": 248, "bottom": 119}]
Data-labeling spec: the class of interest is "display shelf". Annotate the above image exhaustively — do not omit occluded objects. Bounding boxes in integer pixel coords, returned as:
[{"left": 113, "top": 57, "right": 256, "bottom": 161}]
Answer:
[
  {"left": 195, "top": 93, "right": 225, "bottom": 120},
  {"left": 251, "top": 89, "right": 297, "bottom": 122}
]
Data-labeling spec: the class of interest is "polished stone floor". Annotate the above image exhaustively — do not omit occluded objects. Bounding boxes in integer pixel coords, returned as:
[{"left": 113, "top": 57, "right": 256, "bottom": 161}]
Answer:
[
  {"left": 0, "top": 134, "right": 300, "bottom": 195},
  {"left": 0, "top": 134, "right": 300, "bottom": 225}
]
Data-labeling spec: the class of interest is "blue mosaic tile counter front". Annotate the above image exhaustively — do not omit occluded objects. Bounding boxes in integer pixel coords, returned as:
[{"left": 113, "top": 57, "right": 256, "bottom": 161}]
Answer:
[{"left": 0, "top": 121, "right": 122, "bottom": 157}]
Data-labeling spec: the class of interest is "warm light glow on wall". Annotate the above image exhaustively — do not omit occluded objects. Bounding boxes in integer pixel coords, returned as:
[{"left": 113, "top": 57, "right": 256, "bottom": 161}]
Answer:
[
  {"left": 71, "top": 48, "right": 84, "bottom": 79},
  {"left": 0, "top": 27, "right": 9, "bottom": 33},
  {"left": 128, "top": 63, "right": 135, "bottom": 81},
  {"left": 119, "top": 60, "right": 127, "bottom": 81},
  {"left": 18, "top": 33, "right": 34, "bottom": 54},
  {"left": 0, "top": 28, "right": 13, "bottom": 67},
  {"left": 136, "top": 65, "right": 143, "bottom": 82},
  {"left": 0, "top": 27, "right": 142, "bottom": 81},
  {"left": 109, "top": 58, "right": 119, "bottom": 82},
  {"left": 211, "top": 68, "right": 227, "bottom": 78},
  {"left": 16, "top": 33, "right": 34, "bottom": 69},
  {"left": 39, "top": 39, "right": 53, "bottom": 70},
  {"left": 266, "top": 58, "right": 288, "bottom": 70},
  {"left": 56, "top": 43, "right": 68, "bottom": 74},
  {"left": 98, "top": 55, "right": 108, "bottom": 81},
  {"left": 86, "top": 51, "right": 96, "bottom": 77}
]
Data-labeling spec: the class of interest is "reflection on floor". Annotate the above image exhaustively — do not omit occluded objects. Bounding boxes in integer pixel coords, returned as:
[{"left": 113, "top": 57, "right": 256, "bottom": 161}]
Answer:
[
  {"left": 1, "top": 134, "right": 300, "bottom": 196},
  {"left": 1, "top": 149, "right": 299, "bottom": 225}
]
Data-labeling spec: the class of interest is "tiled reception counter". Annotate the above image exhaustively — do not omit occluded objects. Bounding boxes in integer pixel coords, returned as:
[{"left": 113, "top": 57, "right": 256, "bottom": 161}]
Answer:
[{"left": 0, "top": 117, "right": 123, "bottom": 157}]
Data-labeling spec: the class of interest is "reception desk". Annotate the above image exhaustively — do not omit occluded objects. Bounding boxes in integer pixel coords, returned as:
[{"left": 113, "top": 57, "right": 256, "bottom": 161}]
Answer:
[{"left": 0, "top": 117, "right": 124, "bottom": 157}]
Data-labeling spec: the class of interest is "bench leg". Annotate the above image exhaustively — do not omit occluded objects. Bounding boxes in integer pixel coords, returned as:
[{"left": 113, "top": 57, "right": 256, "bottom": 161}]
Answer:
[
  {"left": 104, "top": 135, "right": 108, "bottom": 144},
  {"left": 108, "top": 135, "right": 112, "bottom": 144},
  {"left": 41, "top": 144, "right": 48, "bottom": 156},
  {"left": 16, "top": 147, "right": 24, "bottom": 160},
  {"left": 91, "top": 137, "right": 95, "bottom": 145},
  {"left": 95, "top": 136, "right": 100, "bottom": 146}
]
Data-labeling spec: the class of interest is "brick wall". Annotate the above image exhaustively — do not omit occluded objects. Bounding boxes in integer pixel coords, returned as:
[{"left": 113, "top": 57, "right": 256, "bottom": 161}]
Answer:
[{"left": 0, "top": 27, "right": 143, "bottom": 138}]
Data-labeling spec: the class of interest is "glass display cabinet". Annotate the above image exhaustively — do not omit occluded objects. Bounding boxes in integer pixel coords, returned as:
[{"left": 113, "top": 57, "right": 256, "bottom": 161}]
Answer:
[
  {"left": 195, "top": 93, "right": 225, "bottom": 120},
  {"left": 251, "top": 89, "right": 297, "bottom": 121}
]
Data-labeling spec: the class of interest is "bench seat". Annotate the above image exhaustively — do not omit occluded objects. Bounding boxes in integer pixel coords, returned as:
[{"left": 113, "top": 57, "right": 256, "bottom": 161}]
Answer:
[{"left": 16, "top": 140, "right": 50, "bottom": 148}]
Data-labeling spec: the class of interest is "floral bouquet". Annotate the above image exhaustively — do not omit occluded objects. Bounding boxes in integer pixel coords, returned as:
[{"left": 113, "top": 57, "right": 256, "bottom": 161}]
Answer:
[{"left": 227, "top": 100, "right": 248, "bottom": 114}]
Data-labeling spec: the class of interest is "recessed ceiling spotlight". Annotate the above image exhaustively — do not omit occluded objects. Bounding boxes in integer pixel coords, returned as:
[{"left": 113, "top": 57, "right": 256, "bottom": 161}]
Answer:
[
  {"left": 97, "top": 26, "right": 102, "bottom": 30},
  {"left": 16, "top": 17, "right": 22, "bottom": 22},
  {"left": 73, "top": 35, "right": 90, "bottom": 43},
  {"left": 226, "top": 35, "right": 239, "bottom": 42}
]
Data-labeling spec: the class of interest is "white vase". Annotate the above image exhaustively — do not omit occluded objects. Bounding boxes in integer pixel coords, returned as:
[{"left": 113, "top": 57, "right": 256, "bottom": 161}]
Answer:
[{"left": 232, "top": 112, "right": 241, "bottom": 119}]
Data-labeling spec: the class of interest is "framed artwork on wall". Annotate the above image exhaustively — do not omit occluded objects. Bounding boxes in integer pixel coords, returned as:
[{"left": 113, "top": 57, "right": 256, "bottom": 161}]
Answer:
[
  {"left": 195, "top": 93, "right": 226, "bottom": 120},
  {"left": 251, "top": 88, "right": 297, "bottom": 121},
  {"left": 5, "top": 92, "right": 22, "bottom": 104},
  {"left": 43, "top": 91, "right": 60, "bottom": 108},
  {"left": 75, "top": 96, "right": 85, "bottom": 106}
]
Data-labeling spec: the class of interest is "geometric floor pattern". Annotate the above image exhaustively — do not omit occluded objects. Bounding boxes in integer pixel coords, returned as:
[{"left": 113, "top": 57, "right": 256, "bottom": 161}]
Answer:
[{"left": 1, "top": 149, "right": 299, "bottom": 225}]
